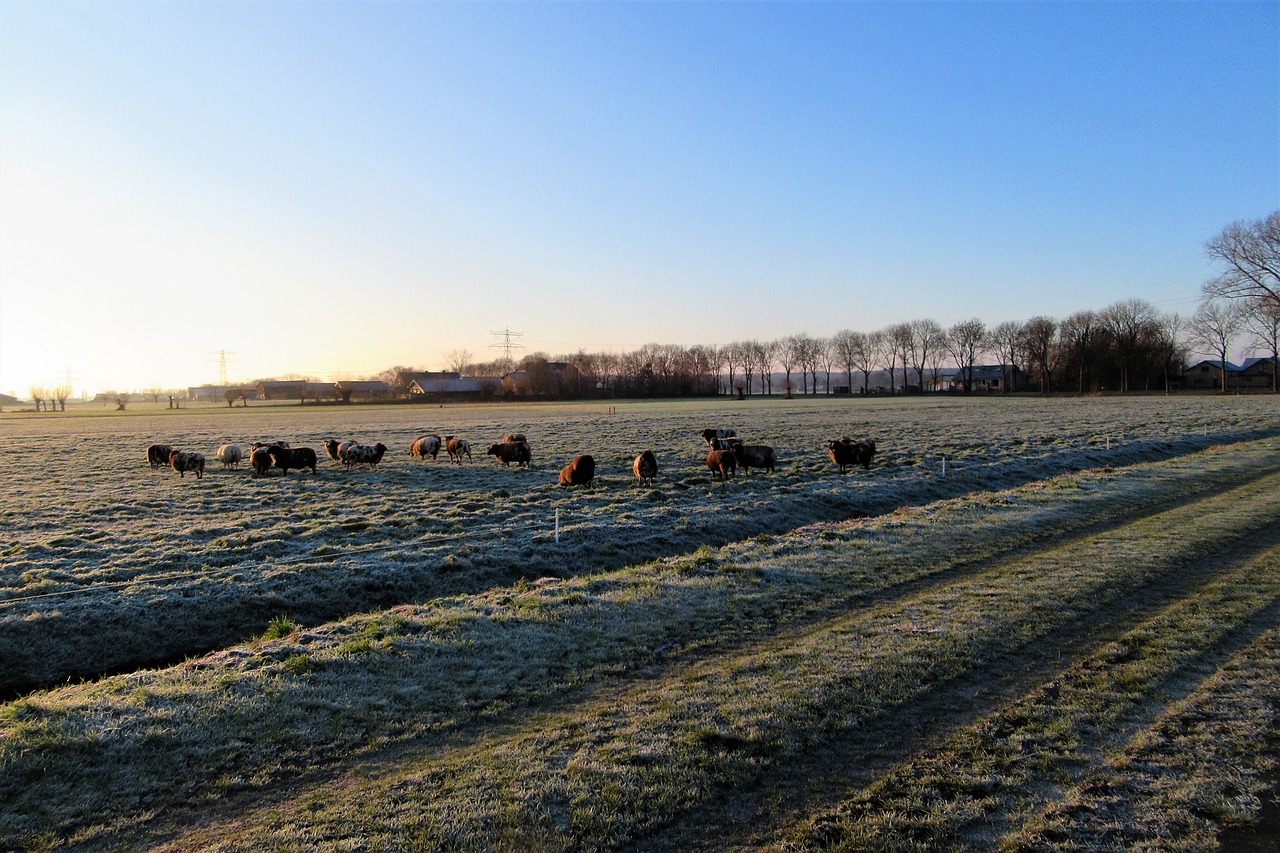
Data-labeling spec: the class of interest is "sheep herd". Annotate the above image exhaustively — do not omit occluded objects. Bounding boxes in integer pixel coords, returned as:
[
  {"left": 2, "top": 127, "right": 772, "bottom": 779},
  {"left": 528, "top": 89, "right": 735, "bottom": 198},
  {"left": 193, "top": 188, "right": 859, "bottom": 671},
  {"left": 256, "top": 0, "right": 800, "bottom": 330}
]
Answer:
[{"left": 145, "top": 427, "right": 876, "bottom": 485}]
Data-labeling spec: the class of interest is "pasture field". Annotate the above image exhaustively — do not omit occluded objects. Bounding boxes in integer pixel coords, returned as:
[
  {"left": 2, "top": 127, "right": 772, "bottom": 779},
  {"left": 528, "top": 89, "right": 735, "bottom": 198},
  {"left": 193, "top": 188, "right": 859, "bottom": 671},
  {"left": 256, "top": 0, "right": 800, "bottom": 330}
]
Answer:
[{"left": 1, "top": 394, "right": 1279, "bottom": 849}]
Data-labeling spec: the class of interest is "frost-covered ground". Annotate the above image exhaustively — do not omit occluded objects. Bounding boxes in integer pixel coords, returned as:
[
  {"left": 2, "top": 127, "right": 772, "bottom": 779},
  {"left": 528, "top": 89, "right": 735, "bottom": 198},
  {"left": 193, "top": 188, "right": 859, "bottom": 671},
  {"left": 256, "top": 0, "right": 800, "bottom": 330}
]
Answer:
[{"left": 1, "top": 394, "right": 1277, "bottom": 694}]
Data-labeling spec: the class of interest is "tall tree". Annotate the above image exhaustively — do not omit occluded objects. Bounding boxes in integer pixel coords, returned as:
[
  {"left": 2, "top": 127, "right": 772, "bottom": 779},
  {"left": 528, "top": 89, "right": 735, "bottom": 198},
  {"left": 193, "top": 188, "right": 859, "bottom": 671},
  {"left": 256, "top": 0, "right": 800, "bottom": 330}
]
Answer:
[
  {"left": 1242, "top": 298, "right": 1280, "bottom": 392},
  {"left": 905, "top": 319, "right": 944, "bottom": 391},
  {"left": 871, "top": 329, "right": 896, "bottom": 393},
  {"left": 946, "top": 319, "right": 988, "bottom": 393},
  {"left": 1100, "top": 299, "right": 1158, "bottom": 392},
  {"left": 1187, "top": 299, "right": 1245, "bottom": 393},
  {"left": 1022, "top": 316, "right": 1058, "bottom": 392},
  {"left": 1203, "top": 211, "right": 1280, "bottom": 311},
  {"left": 988, "top": 320, "right": 1025, "bottom": 393},
  {"left": 1057, "top": 310, "right": 1106, "bottom": 392}
]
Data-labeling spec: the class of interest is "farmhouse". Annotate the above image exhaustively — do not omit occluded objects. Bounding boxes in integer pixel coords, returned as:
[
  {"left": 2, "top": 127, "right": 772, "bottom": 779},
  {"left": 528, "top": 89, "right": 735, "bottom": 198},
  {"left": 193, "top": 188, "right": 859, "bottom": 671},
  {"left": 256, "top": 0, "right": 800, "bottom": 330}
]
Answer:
[
  {"left": 333, "top": 380, "right": 393, "bottom": 403},
  {"left": 1183, "top": 360, "right": 1240, "bottom": 391},
  {"left": 256, "top": 380, "right": 309, "bottom": 401},
  {"left": 407, "top": 372, "right": 488, "bottom": 401},
  {"left": 1237, "top": 356, "right": 1279, "bottom": 392},
  {"left": 930, "top": 365, "right": 1027, "bottom": 393}
]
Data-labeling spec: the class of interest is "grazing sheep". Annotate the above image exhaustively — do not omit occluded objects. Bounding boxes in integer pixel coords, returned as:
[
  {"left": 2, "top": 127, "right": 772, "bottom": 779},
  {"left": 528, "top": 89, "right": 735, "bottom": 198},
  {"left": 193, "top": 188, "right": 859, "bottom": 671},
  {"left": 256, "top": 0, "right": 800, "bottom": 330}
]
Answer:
[
  {"left": 700, "top": 428, "right": 736, "bottom": 448},
  {"left": 558, "top": 454, "right": 595, "bottom": 486},
  {"left": 270, "top": 446, "right": 318, "bottom": 475},
  {"left": 728, "top": 439, "right": 776, "bottom": 474},
  {"left": 250, "top": 446, "right": 274, "bottom": 476},
  {"left": 215, "top": 444, "right": 242, "bottom": 469},
  {"left": 146, "top": 444, "right": 173, "bottom": 469},
  {"left": 706, "top": 448, "right": 737, "bottom": 480},
  {"left": 410, "top": 434, "right": 442, "bottom": 460},
  {"left": 168, "top": 450, "right": 205, "bottom": 479},
  {"left": 828, "top": 437, "right": 876, "bottom": 473},
  {"left": 487, "top": 440, "right": 531, "bottom": 468},
  {"left": 633, "top": 450, "right": 658, "bottom": 485},
  {"left": 339, "top": 442, "right": 388, "bottom": 470},
  {"left": 444, "top": 436, "right": 472, "bottom": 464},
  {"left": 502, "top": 433, "right": 527, "bottom": 444}
]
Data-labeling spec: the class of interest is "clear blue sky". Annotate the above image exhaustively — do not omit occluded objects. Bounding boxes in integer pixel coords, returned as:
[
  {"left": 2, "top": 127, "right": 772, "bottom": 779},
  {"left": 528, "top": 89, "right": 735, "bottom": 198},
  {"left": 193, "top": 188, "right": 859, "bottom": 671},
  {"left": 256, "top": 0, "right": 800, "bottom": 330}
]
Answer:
[{"left": 1, "top": 0, "right": 1277, "bottom": 396}]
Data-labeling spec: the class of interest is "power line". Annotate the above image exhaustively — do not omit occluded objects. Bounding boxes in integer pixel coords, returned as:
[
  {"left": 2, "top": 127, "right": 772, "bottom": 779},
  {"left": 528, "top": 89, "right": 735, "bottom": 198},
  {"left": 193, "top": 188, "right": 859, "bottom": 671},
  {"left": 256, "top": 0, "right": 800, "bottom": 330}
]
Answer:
[
  {"left": 489, "top": 328, "right": 525, "bottom": 365},
  {"left": 209, "top": 350, "right": 238, "bottom": 386}
]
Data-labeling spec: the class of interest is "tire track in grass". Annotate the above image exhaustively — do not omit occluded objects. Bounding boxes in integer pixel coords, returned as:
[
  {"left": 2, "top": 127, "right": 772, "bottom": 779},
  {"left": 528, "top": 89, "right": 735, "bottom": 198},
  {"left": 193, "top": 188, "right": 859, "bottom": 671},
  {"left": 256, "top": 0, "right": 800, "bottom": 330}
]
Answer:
[
  {"left": 127, "top": 461, "right": 1280, "bottom": 851},
  {"left": 777, "top": 543, "right": 1280, "bottom": 851}
]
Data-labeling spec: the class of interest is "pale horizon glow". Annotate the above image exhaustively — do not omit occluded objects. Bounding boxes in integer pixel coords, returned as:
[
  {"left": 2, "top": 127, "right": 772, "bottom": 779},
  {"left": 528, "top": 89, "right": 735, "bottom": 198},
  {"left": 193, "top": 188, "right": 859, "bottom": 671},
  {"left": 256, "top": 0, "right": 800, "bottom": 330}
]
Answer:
[{"left": 1, "top": 1, "right": 1277, "bottom": 398}]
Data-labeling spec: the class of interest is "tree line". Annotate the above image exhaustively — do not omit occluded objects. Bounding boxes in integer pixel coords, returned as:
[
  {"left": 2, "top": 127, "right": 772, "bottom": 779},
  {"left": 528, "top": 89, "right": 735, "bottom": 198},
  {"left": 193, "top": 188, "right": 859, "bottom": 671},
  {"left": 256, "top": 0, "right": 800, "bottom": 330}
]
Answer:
[{"left": 386, "top": 212, "right": 1279, "bottom": 399}]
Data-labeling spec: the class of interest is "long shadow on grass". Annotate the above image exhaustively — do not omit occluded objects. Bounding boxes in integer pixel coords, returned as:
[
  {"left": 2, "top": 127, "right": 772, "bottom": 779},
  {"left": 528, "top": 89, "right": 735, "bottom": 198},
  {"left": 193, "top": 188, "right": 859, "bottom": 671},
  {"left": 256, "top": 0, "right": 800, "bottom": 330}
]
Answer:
[{"left": 2, "top": 428, "right": 1277, "bottom": 698}]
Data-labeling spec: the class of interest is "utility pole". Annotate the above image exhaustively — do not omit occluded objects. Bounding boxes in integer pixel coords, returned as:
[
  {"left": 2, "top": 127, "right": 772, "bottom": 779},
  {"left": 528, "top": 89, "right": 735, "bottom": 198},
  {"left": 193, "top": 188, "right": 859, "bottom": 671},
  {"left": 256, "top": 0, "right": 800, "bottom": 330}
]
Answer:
[
  {"left": 489, "top": 328, "right": 525, "bottom": 369},
  {"left": 209, "top": 350, "right": 238, "bottom": 386}
]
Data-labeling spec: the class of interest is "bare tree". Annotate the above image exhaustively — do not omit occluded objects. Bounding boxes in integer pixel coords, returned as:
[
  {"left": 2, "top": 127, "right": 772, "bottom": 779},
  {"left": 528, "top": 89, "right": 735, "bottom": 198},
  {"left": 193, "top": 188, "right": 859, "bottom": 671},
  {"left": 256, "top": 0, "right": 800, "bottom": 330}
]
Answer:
[
  {"left": 1242, "top": 297, "right": 1280, "bottom": 392},
  {"left": 905, "top": 319, "right": 944, "bottom": 391},
  {"left": 1057, "top": 310, "right": 1107, "bottom": 392},
  {"left": 736, "top": 340, "right": 759, "bottom": 395},
  {"left": 853, "top": 330, "right": 876, "bottom": 393},
  {"left": 871, "top": 328, "right": 897, "bottom": 393},
  {"left": 30, "top": 386, "right": 48, "bottom": 412},
  {"left": 817, "top": 337, "right": 837, "bottom": 393},
  {"left": 945, "top": 319, "right": 988, "bottom": 393},
  {"left": 885, "top": 323, "right": 912, "bottom": 392},
  {"left": 777, "top": 336, "right": 801, "bottom": 397},
  {"left": 1148, "top": 312, "right": 1186, "bottom": 393},
  {"left": 1203, "top": 211, "right": 1280, "bottom": 311},
  {"left": 1187, "top": 299, "right": 1245, "bottom": 392},
  {"left": 988, "top": 320, "right": 1025, "bottom": 393},
  {"left": 1100, "top": 298, "right": 1159, "bottom": 393},
  {"left": 444, "top": 349, "right": 473, "bottom": 375},
  {"left": 1022, "top": 316, "right": 1058, "bottom": 392},
  {"left": 53, "top": 384, "right": 72, "bottom": 412},
  {"left": 830, "top": 329, "right": 859, "bottom": 391},
  {"left": 723, "top": 341, "right": 743, "bottom": 397}
]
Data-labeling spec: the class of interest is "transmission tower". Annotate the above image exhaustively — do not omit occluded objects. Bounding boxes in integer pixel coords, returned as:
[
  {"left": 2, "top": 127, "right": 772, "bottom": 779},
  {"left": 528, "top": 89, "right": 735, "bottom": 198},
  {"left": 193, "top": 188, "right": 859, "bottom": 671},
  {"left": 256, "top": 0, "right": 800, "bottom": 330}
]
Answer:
[
  {"left": 489, "top": 328, "right": 525, "bottom": 366},
  {"left": 209, "top": 350, "right": 238, "bottom": 386}
]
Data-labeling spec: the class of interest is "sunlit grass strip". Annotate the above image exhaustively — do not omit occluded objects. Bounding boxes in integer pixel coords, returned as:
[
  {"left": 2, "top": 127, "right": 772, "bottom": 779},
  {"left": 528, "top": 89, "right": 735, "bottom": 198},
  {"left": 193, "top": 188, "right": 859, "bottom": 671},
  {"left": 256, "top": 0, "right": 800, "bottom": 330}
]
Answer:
[
  {"left": 1010, "top": 624, "right": 1280, "bottom": 851},
  {"left": 138, "top": 468, "right": 1280, "bottom": 850},
  {"left": 789, "top": 544, "right": 1280, "bottom": 851}
]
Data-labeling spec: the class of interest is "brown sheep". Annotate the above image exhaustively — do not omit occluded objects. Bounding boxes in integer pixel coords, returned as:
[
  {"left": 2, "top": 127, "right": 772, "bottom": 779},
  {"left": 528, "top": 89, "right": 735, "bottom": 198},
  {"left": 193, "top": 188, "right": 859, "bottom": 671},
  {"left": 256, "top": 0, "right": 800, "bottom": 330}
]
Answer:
[
  {"left": 706, "top": 448, "right": 737, "bottom": 480},
  {"left": 558, "top": 454, "right": 595, "bottom": 486},
  {"left": 728, "top": 439, "right": 775, "bottom": 474},
  {"left": 502, "top": 433, "right": 527, "bottom": 444},
  {"left": 633, "top": 450, "right": 658, "bottom": 485},
  {"left": 444, "top": 436, "right": 472, "bottom": 464},
  {"left": 250, "top": 446, "right": 273, "bottom": 476},
  {"left": 488, "top": 440, "right": 531, "bottom": 467},
  {"left": 827, "top": 437, "right": 876, "bottom": 473}
]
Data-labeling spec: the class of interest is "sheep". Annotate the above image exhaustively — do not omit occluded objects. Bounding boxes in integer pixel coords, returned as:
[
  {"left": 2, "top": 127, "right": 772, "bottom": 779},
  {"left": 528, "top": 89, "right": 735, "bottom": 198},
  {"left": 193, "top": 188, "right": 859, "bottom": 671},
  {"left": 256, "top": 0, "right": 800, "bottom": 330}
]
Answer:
[
  {"left": 168, "top": 450, "right": 205, "bottom": 479},
  {"left": 410, "top": 434, "right": 442, "bottom": 460},
  {"left": 728, "top": 439, "right": 776, "bottom": 474},
  {"left": 215, "top": 444, "right": 242, "bottom": 469},
  {"left": 444, "top": 436, "right": 472, "bottom": 464},
  {"left": 487, "top": 440, "right": 531, "bottom": 468},
  {"left": 706, "top": 448, "right": 737, "bottom": 480},
  {"left": 269, "top": 446, "right": 318, "bottom": 475},
  {"left": 828, "top": 437, "right": 876, "bottom": 473},
  {"left": 633, "top": 450, "right": 658, "bottom": 485},
  {"left": 339, "top": 442, "right": 388, "bottom": 470},
  {"left": 146, "top": 444, "right": 173, "bottom": 469},
  {"left": 700, "top": 428, "right": 736, "bottom": 448},
  {"left": 558, "top": 454, "right": 595, "bottom": 486}
]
